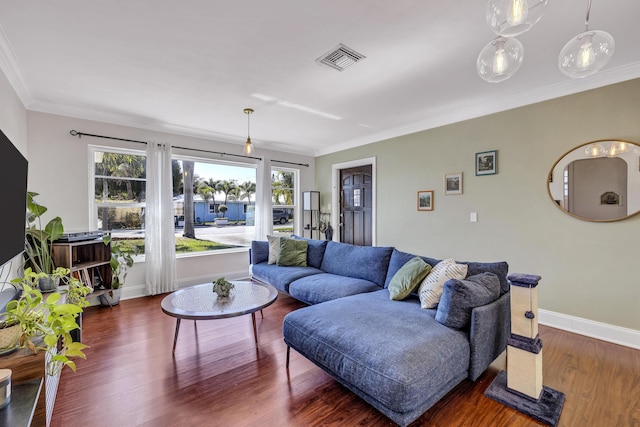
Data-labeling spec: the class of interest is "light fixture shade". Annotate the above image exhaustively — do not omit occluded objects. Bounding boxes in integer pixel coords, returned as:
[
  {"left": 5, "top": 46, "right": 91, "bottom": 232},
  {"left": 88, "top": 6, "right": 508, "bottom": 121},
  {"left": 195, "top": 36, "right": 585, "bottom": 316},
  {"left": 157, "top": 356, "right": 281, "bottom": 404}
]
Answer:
[
  {"left": 486, "top": 0, "right": 548, "bottom": 37},
  {"left": 477, "top": 37, "right": 524, "bottom": 83},
  {"left": 558, "top": 30, "right": 615, "bottom": 78},
  {"left": 244, "top": 137, "right": 253, "bottom": 155},
  {"left": 243, "top": 107, "right": 254, "bottom": 155}
]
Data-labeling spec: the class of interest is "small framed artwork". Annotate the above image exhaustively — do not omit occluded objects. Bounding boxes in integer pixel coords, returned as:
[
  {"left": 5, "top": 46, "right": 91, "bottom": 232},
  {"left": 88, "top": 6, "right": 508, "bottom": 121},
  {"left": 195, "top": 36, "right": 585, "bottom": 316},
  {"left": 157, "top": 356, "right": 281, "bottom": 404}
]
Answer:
[
  {"left": 444, "top": 172, "right": 463, "bottom": 195},
  {"left": 476, "top": 150, "right": 497, "bottom": 176},
  {"left": 417, "top": 190, "right": 434, "bottom": 211}
]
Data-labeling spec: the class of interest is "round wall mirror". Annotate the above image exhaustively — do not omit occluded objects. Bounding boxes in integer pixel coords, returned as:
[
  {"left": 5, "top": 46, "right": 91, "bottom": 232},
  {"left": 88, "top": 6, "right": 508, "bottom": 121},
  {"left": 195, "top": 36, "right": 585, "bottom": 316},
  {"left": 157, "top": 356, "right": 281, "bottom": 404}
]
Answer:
[{"left": 548, "top": 139, "right": 640, "bottom": 222}]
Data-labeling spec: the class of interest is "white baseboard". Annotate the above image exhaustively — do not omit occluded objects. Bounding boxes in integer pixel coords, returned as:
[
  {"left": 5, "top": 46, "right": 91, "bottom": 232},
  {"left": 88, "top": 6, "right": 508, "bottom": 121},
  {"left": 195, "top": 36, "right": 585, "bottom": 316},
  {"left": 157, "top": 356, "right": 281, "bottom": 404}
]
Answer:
[{"left": 539, "top": 309, "right": 640, "bottom": 350}]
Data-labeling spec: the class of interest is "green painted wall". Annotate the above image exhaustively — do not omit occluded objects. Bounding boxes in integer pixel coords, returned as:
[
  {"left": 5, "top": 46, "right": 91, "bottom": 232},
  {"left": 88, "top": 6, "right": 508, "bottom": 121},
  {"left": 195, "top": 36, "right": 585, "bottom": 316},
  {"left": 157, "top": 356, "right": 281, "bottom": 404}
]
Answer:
[{"left": 316, "top": 78, "right": 640, "bottom": 331}]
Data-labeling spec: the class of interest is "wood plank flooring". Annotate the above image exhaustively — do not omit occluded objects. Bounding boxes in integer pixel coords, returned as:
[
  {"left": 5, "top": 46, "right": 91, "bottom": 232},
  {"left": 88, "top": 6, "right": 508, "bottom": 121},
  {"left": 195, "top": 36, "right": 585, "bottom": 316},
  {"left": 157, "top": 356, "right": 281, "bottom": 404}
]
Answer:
[{"left": 51, "top": 292, "right": 640, "bottom": 427}]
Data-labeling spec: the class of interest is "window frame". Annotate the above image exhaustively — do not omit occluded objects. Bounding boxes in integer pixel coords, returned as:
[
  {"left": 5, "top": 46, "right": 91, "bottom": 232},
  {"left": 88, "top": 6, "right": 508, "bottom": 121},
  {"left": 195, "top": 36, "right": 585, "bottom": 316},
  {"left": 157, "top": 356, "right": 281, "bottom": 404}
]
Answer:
[
  {"left": 88, "top": 145, "right": 147, "bottom": 235},
  {"left": 172, "top": 153, "right": 258, "bottom": 253},
  {"left": 271, "top": 166, "right": 299, "bottom": 230}
]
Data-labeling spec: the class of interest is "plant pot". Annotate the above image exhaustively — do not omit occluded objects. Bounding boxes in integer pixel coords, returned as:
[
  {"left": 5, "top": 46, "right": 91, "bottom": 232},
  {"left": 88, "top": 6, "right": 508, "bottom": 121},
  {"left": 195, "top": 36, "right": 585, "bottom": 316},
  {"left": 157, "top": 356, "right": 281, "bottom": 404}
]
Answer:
[
  {"left": 0, "top": 324, "right": 21, "bottom": 355},
  {"left": 38, "top": 276, "right": 59, "bottom": 292},
  {"left": 99, "top": 288, "right": 122, "bottom": 307}
]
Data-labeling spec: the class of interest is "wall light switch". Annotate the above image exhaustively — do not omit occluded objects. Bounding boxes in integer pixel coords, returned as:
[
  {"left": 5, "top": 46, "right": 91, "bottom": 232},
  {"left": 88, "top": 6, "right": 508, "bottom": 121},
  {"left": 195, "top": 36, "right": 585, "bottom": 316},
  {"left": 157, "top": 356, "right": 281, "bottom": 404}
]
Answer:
[{"left": 470, "top": 212, "right": 478, "bottom": 223}]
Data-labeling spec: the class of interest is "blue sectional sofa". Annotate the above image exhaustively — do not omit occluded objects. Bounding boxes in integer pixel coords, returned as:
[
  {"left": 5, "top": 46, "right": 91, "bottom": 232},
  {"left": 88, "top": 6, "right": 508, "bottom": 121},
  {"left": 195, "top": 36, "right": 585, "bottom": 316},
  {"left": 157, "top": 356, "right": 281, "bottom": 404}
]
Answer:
[{"left": 250, "top": 238, "right": 511, "bottom": 426}]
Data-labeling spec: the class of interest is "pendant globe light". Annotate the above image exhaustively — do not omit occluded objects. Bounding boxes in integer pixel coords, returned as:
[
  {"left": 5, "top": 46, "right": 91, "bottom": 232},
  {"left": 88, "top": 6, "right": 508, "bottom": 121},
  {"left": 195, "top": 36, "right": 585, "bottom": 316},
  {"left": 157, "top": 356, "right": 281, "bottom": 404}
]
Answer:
[
  {"left": 243, "top": 108, "right": 254, "bottom": 155},
  {"left": 558, "top": 0, "right": 615, "bottom": 78},
  {"left": 486, "top": 0, "right": 549, "bottom": 37},
  {"left": 477, "top": 36, "right": 524, "bottom": 83}
]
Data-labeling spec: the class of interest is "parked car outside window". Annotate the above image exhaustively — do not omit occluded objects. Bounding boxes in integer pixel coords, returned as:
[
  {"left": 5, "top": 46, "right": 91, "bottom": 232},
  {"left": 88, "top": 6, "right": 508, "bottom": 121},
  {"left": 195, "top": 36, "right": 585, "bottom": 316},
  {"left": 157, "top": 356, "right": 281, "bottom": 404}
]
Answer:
[{"left": 273, "top": 209, "right": 290, "bottom": 224}]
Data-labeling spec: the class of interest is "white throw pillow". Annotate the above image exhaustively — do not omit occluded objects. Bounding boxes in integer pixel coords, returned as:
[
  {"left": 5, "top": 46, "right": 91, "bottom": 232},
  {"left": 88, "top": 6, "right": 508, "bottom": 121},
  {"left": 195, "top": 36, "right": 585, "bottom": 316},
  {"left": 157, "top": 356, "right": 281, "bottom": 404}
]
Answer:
[
  {"left": 418, "top": 258, "right": 468, "bottom": 309},
  {"left": 267, "top": 235, "right": 282, "bottom": 264}
]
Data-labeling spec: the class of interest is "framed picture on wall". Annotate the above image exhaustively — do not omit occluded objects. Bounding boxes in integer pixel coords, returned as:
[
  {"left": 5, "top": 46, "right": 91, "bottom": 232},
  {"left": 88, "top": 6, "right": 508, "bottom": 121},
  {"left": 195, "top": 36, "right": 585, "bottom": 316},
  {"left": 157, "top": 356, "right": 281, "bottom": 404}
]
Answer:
[
  {"left": 444, "top": 172, "right": 463, "bottom": 195},
  {"left": 417, "top": 190, "right": 434, "bottom": 211},
  {"left": 475, "top": 150, "right": 497, "bottom": 175}
]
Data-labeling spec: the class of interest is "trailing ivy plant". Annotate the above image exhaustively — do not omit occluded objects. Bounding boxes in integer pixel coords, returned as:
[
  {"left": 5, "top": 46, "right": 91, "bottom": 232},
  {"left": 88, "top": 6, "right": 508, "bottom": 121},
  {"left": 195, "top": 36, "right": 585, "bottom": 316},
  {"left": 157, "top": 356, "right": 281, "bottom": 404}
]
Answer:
[{"left": 7, "top": 269, "right": 90, "bottom": 375}]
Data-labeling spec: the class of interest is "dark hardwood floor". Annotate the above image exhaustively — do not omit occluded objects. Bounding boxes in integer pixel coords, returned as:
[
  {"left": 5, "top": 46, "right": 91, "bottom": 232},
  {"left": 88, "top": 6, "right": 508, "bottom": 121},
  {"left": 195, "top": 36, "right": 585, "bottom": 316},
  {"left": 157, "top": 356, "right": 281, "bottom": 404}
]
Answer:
[{"left": 51, "top": 292, "right": 640, "bottom": 427}]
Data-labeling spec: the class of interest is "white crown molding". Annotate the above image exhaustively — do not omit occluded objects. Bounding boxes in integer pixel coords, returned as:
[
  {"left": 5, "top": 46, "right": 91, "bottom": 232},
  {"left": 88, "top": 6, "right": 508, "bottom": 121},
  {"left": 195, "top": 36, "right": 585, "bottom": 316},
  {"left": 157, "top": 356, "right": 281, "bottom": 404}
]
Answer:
[
  {"left": 0, "top": 24, "right": 32, "bottom": 106},
  {"left": 539, "top": 309, "right": 640, "bottom": 350},
  {"left": 315, "top": 61, "right": 640, "bottom": 157},
  {"left": 28, "top": 96, "right": 317, "bottom": 157}
]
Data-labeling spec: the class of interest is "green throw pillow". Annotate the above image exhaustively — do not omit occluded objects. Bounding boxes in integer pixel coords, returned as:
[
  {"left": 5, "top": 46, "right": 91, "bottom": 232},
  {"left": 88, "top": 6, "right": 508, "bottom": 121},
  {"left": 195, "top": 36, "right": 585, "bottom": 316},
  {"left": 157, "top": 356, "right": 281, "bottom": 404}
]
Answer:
[
  {"left": 277, "top": 238, "right": 308, "bottom": 267},
  {"left": 388, "top": 257, "right": 432, "bottom": 300}
]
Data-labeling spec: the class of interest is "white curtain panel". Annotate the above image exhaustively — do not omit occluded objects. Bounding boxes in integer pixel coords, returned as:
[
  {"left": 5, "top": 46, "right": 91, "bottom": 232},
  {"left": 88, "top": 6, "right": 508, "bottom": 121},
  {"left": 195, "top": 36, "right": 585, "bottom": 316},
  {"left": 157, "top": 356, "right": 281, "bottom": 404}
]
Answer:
[
  {"left": 145, "top": 142, "right": 177, "bottom": 295},
  {"left": 255, "top": 157, "right": 273, "bottom": 241}
]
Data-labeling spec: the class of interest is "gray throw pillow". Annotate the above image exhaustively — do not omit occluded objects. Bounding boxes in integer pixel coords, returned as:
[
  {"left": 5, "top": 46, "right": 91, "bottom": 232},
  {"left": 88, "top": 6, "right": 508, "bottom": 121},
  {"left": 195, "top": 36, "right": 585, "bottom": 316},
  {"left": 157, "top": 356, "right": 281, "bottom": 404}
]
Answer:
[
  {"left": 435, "top": 272, "right": 501, "bottom": 329},
  {"left": 267, "top": 235, "right": 283, "bottom": 264}
]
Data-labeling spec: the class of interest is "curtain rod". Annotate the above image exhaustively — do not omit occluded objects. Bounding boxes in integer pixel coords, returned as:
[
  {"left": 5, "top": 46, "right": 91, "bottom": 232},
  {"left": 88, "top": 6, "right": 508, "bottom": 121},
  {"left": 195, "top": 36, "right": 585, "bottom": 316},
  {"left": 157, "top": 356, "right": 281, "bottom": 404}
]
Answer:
[{"left": 69, "top": 130, "right": 309, "bottom": 167}]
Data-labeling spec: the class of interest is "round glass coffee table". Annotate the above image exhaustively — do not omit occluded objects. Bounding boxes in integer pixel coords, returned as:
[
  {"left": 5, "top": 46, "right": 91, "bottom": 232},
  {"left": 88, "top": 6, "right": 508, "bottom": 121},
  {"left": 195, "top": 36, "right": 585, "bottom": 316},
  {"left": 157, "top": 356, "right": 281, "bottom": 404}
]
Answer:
[{"left": 161, "top": 280, "right": 278, "bottom": 355}]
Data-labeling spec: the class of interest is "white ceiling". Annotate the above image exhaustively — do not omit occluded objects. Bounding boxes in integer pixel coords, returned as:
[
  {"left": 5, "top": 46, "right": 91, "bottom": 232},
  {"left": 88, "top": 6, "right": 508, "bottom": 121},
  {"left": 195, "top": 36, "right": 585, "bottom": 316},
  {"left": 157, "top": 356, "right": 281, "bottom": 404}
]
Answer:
[{"left": 1, "top": 1, "right": 639, "bottom": 157}]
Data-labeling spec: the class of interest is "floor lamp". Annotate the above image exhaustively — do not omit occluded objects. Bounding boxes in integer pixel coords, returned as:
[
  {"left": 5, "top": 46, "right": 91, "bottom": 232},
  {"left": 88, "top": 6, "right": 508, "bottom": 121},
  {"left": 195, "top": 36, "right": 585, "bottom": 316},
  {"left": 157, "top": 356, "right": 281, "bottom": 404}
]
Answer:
[{"left": 485, "top": 273, "right": 565, "bottom": 426}]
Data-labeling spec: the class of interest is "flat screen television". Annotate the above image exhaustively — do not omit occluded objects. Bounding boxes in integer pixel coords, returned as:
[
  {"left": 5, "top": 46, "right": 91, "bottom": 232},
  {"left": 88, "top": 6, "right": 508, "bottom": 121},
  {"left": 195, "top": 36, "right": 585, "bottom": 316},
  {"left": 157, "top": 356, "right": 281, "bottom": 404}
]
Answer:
[{"left": 0, "top": 129, "right": 28, "bottom": 269}]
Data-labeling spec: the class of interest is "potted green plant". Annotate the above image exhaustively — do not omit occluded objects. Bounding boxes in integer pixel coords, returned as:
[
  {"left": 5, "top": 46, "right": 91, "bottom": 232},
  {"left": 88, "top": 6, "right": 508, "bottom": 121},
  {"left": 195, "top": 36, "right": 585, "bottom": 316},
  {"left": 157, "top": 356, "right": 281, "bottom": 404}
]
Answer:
[
  {"left": 212, "top": 277, "right": 234, "bottom": 298},
  {"left": 24, "top": 192, "right": 64, "bottom": 291},
  {"left": 4, "top": 268, "right": 90, "bottom": 375},
  {"left": 99, "top": 236, "right": 138, "bottom": 306}
]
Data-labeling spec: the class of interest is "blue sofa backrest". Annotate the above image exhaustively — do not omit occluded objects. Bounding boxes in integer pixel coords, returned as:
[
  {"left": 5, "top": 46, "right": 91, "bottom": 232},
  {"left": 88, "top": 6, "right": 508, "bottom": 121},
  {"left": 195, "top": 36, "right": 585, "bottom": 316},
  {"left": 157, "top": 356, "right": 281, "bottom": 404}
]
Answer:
[
  {"left": 320, "top": 241, "right": 393, "bottom": 287},
  {"left": 384, "top": 248, "right": 510, "bottom": 294},
  {"left": 250, "top": 238, "right": 328, "bottom": 269},
  {"left": 250, "top": 240, "right": 269, "bottom": 264}
]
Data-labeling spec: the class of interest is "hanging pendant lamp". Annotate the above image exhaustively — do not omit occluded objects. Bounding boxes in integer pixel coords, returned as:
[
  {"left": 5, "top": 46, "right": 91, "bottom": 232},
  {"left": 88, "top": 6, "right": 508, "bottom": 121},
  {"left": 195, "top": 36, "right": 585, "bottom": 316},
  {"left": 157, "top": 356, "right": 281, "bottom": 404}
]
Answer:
[
  {"left": 243, "top": 108, "right": 254, "bottom": 155},
  {"left": 477, "top": 36, "right": 524, "bottom": 83},
  {"left": 558, "top": 0, "right": 615, "bottom": 78},
  {"left": 486, "top": 0, "right": 549, "bottom": 37}
]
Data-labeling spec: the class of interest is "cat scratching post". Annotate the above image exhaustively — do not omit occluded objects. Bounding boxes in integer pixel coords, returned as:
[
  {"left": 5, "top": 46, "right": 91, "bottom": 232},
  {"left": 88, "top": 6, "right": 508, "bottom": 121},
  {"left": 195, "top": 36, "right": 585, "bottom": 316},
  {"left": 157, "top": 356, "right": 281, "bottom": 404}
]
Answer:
[{"left": 485, "top": 274, "right": 565, "bottom": 426}]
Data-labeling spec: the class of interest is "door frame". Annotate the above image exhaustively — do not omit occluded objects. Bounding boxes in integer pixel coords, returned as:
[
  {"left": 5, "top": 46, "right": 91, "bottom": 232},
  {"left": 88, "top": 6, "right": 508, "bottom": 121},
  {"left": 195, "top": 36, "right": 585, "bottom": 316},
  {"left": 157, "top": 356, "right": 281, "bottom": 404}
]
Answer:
[{"left": 331, "top": 157, "right": 377, "bottom": 245}]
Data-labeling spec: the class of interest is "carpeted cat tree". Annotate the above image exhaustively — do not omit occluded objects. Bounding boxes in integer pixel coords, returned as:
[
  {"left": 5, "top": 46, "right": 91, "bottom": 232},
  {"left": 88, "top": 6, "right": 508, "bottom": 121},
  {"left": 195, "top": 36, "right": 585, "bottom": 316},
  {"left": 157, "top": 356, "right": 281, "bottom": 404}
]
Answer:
[{"left": 485, "top": 274, "right": 565, "bottom": 426}]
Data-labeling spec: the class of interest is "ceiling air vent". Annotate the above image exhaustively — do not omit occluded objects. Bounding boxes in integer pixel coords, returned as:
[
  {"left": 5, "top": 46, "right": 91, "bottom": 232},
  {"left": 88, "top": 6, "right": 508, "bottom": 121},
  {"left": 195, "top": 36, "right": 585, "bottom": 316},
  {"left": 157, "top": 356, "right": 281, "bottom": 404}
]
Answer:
[{"left": 316, "top": 43, "right": 366, "bottom": 71}]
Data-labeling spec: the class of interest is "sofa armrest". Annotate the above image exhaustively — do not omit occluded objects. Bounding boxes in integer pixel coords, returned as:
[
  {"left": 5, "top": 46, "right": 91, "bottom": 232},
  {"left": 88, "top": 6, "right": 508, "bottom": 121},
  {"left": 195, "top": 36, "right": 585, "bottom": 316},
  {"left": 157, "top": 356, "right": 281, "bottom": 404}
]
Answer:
[
  {"left": 250, "top": 240, "right": 269, "bottom": 264},
  {"left": 468, "top": 291, "right": 510, "bottom": 381}
]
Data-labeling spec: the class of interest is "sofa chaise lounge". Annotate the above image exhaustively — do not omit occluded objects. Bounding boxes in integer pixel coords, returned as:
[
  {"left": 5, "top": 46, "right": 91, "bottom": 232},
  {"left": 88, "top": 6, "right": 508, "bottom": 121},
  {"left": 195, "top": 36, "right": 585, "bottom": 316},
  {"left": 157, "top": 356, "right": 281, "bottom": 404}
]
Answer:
[{"left": 250, "top": 237, "right": 511, "bottom": 426}]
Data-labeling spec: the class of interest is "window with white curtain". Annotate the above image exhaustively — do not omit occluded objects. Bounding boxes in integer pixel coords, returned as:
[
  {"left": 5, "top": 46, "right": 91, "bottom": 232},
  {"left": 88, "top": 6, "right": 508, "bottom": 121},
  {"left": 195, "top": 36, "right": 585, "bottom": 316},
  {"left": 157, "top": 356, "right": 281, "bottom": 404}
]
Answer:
[{"left": 90, "top": 146, "right": 260, "bottom": 254}]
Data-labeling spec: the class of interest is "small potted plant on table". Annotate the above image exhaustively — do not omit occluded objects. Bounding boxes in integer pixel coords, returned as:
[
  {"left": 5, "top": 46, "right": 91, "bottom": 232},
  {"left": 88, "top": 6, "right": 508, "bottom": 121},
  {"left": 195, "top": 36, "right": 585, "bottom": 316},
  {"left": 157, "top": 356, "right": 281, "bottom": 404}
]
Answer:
[{"left": 212, "top": 277, "right": 234, "bottom": 298}]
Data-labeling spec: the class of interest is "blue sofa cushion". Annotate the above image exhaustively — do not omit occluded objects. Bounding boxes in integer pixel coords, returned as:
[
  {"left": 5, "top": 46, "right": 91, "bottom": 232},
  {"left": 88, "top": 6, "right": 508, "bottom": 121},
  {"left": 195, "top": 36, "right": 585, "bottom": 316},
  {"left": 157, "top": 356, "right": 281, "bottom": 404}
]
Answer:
[
  {"left": 458, "top": 260, "right": 510, "bottom": 294},
  {"left": 384, "top": 249, "right": 440, "bottom": 288},
  {"left": 291, "top": 235, "right": 328, "bottom": 269},
  {"left": 288, "top": 273, "right": 382, "bottom": 305},
  {"left": 320, "top": 241, "right": 393, "bottom": 287},
  {"left": 250, "top": 263, "right": 322, "bottom": 293},
  {"left": 283, "top": 289, "right": 470, "bottom": 414},
  {"left": 435, "top": 272, "right": 501, "bottom": 329}
]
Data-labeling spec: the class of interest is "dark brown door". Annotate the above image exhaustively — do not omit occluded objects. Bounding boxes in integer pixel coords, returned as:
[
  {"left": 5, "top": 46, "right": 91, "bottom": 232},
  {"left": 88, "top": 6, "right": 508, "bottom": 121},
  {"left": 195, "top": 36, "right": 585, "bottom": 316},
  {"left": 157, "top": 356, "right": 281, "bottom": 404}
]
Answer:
[{"left": 340, "top": 165, "right": 372, "bottom": 246}]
